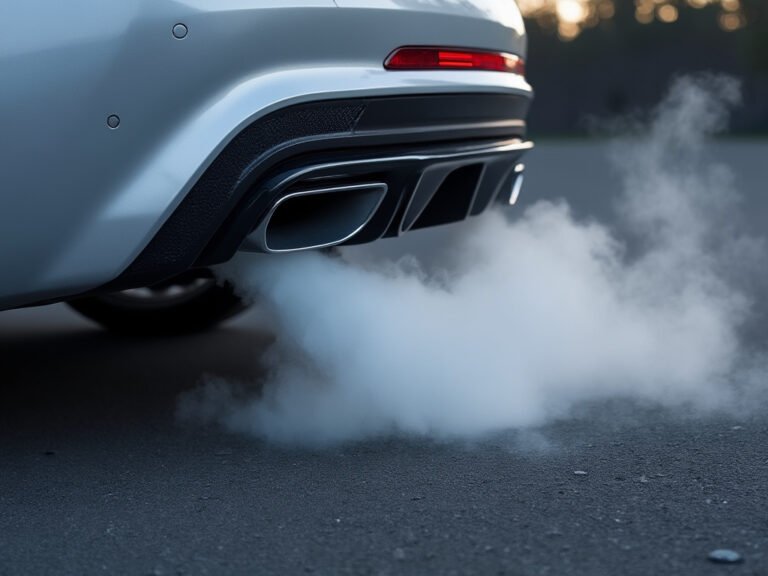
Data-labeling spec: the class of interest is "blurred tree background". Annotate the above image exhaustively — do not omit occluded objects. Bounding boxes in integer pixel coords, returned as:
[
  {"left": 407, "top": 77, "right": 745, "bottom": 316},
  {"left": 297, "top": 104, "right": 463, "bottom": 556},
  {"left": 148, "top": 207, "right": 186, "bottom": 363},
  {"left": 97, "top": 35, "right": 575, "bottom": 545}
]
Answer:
[{"left": 519, "top": 0, "right": 768, "bottom": 135}]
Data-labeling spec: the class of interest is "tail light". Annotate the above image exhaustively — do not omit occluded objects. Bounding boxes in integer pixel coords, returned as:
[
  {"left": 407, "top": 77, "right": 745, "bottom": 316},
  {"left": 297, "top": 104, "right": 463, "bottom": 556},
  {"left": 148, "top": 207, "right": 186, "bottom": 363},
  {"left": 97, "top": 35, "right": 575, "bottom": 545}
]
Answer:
[{"left": 385, "top": 47, "right": 525, "bottom": 76}]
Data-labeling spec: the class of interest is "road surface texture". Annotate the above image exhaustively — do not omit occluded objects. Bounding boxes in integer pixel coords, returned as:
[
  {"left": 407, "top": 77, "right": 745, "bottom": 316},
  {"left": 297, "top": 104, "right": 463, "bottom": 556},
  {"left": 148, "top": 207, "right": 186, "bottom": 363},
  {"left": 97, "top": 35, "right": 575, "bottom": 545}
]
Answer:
[{"left": 2, "top": 142, "right": 768, "bottom": 575}]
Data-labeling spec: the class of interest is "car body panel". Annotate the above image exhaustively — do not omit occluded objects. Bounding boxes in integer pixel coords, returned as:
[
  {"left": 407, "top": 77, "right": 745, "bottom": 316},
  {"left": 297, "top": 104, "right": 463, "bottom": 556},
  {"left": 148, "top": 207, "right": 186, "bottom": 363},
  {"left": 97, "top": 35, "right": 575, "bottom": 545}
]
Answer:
[
  {"left": 0, "top": 0, "right": 529, "bottom": 309},
  {"left": 333, "top": 0, "right": 526, "bottom": 37}
]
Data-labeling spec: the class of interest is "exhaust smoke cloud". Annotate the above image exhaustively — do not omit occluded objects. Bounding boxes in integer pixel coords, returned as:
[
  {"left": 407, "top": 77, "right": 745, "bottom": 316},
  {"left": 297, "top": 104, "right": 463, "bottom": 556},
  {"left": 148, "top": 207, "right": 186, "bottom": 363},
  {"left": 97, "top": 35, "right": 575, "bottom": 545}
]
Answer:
[{"left": 179, "top": 76, "right": 767, "bottom": 446}]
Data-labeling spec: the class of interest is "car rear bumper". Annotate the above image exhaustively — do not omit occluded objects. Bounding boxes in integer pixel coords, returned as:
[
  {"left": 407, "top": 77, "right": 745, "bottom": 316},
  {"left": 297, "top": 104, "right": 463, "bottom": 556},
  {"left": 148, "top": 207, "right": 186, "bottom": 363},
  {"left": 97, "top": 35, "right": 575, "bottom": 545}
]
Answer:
[{"left": 109, "top": 92, "right": 532, "bottom": 290}]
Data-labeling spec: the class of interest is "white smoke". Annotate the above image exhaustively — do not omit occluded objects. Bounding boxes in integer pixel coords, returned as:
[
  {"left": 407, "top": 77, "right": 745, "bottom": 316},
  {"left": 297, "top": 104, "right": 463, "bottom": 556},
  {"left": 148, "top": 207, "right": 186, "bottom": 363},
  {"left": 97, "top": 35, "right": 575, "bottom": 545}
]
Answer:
[{"left": 179, "top": 75, "right": 767, "bottom": 446}]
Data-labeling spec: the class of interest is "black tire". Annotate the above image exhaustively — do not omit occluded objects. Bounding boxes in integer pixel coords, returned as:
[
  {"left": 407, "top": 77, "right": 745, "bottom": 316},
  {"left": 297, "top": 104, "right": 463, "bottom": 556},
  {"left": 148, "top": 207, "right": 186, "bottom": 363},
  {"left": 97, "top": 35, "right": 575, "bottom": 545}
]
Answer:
[{"left": 67, "top": 271, "right": 249, "bottom": 335}]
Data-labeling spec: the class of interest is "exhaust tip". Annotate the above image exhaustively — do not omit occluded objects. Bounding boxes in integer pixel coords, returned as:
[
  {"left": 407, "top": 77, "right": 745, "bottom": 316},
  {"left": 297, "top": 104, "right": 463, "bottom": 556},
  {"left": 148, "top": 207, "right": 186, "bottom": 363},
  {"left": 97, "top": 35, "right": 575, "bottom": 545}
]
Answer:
[
  {"left": 245, "top": 183, "right": 388, "bottom": 253},
  {"left": 507, "top": 163, "right": 525, "bottom": 206}
]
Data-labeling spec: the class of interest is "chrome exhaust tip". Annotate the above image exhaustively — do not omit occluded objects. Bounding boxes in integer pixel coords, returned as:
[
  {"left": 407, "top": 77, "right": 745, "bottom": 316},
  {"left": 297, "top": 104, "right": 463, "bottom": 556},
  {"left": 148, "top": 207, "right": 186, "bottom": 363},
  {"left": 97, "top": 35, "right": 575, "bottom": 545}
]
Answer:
[
  {"left": 243, "top": 183, "right": 388, "bottom": 253},
  {"left": 506, "top": 163, "right": 526, "bottom": 206}
]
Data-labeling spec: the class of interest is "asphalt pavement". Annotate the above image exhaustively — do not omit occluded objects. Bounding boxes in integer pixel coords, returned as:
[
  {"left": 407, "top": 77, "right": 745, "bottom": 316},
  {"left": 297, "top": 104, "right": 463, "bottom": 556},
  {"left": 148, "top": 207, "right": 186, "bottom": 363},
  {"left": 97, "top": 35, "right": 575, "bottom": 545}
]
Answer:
[{"left": 2, "top": 141, "right": 768, "bottom": 575}]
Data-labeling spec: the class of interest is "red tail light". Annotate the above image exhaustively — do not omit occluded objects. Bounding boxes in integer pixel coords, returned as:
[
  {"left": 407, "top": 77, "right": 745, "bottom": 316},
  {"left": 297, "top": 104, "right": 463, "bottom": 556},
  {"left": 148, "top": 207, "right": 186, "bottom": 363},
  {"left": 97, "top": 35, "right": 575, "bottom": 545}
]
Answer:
[{"left": 385, "top": 47, "right": 525, "bottom": 76}]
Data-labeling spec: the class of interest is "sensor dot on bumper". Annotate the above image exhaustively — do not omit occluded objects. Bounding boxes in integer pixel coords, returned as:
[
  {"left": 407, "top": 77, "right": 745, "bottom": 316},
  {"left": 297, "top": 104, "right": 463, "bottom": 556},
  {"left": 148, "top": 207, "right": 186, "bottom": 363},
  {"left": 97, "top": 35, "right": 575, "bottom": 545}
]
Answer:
[{"left": 172, "top": 24, "right": 188, "bottom": 39}]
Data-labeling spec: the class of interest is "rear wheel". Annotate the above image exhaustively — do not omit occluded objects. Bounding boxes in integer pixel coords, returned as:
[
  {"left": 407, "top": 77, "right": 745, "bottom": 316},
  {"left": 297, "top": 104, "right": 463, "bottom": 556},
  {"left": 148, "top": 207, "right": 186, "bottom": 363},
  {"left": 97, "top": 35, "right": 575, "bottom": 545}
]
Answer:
[{"left": 67, "top": 270, "right": 248, "bottom": 335}]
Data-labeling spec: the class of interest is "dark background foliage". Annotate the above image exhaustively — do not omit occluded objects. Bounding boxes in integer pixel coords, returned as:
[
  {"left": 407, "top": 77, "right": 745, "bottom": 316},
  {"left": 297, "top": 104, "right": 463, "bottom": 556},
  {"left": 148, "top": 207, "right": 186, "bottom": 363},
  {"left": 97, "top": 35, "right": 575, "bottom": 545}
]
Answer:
[{"left": 524, "top": 1, "right": 768, "bottom": 135}]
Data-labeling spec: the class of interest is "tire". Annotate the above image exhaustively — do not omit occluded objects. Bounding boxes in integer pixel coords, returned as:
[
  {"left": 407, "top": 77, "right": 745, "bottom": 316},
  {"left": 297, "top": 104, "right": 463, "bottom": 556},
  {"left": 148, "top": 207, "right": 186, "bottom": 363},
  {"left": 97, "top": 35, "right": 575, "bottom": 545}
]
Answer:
[{"left": 67, "top": 270, "right": 249, "bottom": 335}]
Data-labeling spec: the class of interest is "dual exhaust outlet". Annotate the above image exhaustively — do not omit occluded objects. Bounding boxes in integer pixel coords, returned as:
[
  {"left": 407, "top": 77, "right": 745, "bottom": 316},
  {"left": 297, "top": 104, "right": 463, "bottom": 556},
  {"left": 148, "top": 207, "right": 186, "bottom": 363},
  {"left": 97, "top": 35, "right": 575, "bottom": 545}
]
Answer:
[{"left": 241, "top": 148, "right": 529, "bottom": 254}]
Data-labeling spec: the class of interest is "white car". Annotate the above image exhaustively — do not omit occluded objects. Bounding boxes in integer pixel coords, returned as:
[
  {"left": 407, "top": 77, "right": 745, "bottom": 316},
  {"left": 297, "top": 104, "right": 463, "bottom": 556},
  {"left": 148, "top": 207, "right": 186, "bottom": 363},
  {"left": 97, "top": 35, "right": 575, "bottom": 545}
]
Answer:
[{"left": 0, "top": 0, "right": 533, "bottom": 334}]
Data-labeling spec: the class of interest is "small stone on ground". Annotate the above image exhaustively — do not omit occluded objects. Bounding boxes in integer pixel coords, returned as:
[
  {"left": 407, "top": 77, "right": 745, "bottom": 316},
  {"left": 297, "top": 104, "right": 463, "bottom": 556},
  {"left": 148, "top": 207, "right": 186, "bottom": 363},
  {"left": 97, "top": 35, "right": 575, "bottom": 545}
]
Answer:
[{"left": 708, "top": 549, "right": 743, "bottom": 564}]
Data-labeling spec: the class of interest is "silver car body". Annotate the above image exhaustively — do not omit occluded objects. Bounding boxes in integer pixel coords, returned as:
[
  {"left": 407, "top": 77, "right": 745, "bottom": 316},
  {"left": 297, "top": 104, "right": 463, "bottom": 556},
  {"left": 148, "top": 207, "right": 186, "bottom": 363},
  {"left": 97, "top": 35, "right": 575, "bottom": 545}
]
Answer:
[{"left": 0, "top": 0, "right": 531, "bottom": 310}]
